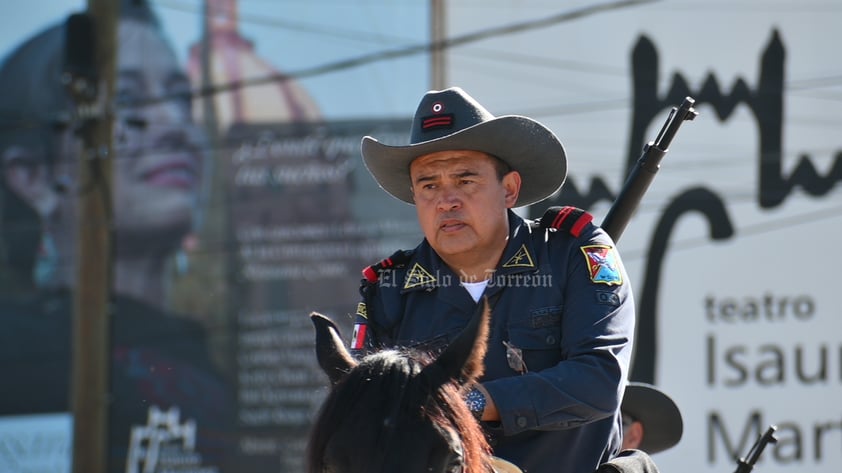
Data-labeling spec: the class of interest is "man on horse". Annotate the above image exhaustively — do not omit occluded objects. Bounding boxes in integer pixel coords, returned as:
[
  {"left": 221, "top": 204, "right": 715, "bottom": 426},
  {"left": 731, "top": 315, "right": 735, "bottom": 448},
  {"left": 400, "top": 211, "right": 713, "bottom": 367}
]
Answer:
[{"left": 351, "top": 86, "right": 635, "bottom": 473}]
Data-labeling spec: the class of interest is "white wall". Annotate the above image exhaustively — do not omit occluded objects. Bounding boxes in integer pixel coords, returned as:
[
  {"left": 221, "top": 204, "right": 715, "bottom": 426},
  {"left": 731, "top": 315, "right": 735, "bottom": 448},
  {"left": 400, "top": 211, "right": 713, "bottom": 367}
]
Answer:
[{"left": 446, "top": 1, "right": 842, "bottom": 472}]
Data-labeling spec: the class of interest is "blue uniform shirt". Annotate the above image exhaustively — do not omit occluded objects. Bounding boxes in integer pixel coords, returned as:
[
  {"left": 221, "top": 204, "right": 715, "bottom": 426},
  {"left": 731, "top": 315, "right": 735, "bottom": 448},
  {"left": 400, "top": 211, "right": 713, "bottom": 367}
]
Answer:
[{"left": 352, "top": 210, "right": 635, "bottom": 473}]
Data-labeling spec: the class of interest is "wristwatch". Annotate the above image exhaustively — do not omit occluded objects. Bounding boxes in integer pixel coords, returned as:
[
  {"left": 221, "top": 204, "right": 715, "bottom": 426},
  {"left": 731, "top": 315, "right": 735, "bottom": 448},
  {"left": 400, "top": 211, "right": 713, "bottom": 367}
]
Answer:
[{"left": 465, "top": 387, "right": 486, "bottom": 420}]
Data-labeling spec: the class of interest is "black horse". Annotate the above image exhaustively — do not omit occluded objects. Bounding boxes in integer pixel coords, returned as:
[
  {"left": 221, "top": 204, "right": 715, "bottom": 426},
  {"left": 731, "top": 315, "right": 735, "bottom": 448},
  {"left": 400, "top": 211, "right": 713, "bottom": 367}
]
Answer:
[
  {"left": 306, "top": 302, "right": 666, "bottom": 473},
  {"left": 306, "top": 301, "right": 521, "bottom": 473}
]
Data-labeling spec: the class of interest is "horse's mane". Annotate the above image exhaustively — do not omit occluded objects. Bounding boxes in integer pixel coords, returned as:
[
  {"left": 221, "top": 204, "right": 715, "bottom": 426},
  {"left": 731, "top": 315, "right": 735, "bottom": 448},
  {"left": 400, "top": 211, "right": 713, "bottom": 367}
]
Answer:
[{"left": 307, "top": 347, "right": 492, "bottom": 473}]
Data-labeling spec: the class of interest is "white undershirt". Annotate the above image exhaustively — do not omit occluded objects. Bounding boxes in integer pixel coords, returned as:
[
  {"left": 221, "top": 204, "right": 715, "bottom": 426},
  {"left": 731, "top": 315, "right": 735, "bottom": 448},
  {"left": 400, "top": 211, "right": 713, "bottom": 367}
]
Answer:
[{"left": 461, "top": 280, "right": 489, "bottom": 303}]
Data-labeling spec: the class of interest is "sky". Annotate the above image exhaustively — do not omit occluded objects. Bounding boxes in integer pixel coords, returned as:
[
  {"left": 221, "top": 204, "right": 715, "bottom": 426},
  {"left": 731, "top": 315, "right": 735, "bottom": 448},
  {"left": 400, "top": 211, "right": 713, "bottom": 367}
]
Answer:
[{"left": 0, "top": 0, "right": 431, "bottom": 119}]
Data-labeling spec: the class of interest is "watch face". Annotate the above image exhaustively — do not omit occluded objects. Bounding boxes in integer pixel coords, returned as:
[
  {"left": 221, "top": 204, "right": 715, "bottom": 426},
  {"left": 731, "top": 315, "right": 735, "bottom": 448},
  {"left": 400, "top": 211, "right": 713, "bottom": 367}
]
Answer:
[{"left": 466, "top": 387, "right": 486, "bottom": 416}]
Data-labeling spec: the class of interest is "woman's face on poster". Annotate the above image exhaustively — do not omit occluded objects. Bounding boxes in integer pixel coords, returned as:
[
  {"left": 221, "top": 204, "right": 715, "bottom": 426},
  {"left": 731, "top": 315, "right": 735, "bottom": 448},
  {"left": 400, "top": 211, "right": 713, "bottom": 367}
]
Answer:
[{"left": 111, "top": 19, "right": 205, "bottom": 237}]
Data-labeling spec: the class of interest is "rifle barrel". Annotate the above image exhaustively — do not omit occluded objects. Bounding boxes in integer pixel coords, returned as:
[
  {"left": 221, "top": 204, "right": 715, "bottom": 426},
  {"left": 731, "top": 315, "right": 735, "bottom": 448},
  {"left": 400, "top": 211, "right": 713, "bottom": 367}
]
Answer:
[{"left": 600, "top": 97, "right": 697, "bottom": 242}]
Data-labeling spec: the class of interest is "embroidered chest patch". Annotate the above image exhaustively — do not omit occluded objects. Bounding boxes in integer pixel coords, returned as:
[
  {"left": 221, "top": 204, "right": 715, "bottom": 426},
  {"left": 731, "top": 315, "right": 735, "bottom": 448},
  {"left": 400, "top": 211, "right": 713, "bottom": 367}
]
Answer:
[
  {"left": 502, "top": 244, "right": 535, "bottom": 268},
  {"left": 404, "top": 262, "right": 437, "bottom": 289},
  {"left": 581, "top": 245, "right": 623, "bottom": 285}
]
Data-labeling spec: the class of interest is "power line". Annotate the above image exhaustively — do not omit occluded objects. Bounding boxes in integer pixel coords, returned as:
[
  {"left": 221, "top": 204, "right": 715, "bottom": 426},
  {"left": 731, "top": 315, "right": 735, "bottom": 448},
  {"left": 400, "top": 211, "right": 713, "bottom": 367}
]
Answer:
[
  {"left": 5, "top": 0, "right": 842, "bottom": 131},
  {"left": 143, "top": 0, "right": 659, "bottom": 107},
  {"left": 153, "top": 0, "right": 418, "bottom": 45},
  {"left": 0, "top": 0, "right": 658, "bottom": 134},
  {"left": 455, "top": 48, "right": 626, "bottom": 77}
]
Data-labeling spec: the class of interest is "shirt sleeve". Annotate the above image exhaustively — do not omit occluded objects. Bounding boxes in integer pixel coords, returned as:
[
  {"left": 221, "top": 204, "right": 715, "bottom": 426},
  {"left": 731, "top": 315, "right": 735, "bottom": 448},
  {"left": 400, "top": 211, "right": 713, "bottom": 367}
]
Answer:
[
  {"left": 351, "top": 249, "right": 414, "bottom": 358},
  {"left": 483, "top": 225, "right": 635, "bottom": 435}
]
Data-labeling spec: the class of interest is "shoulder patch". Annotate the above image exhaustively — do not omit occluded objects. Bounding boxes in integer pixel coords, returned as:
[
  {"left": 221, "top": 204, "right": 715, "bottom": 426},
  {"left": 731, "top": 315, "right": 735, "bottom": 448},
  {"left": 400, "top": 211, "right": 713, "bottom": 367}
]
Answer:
[
  {"left": 351, "top": 323, "right": 367, "bottom": 350},
  {"left": 581, "top": 245, "right": 623, "bottom": 286},
  {"left": 355, "top": 302, "right": 368, "bottom": 319},
  {"left": 540, "top": 206, "right": 593, "bottom": 237}
]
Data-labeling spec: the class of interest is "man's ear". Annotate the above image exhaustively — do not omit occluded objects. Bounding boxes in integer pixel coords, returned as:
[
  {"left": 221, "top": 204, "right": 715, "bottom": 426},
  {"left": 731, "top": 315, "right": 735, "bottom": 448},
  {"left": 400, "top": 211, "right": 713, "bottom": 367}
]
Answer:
[
  {"left": 502, "top": 170, "right": 522, "bottom": 208},
  {"left": 3, "top": 146, "right": 60, "bottom": 217},
  {"left": 623, "top": 421, "right": 645, "bottom": 450}
]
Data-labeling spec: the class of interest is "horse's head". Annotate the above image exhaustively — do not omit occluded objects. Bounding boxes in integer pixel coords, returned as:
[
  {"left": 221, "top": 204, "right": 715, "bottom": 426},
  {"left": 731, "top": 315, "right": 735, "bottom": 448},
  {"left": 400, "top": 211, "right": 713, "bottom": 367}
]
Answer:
[{"left": 307, "top": 300, "right": 493, "bottom": 473}]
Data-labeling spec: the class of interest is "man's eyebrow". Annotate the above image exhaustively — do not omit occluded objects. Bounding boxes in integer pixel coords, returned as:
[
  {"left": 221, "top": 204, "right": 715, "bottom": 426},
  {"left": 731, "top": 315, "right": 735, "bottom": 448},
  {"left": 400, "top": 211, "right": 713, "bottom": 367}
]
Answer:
[
  {"left": 413, "top": 174, "right": 438, "bottom": 184},
  {"left": 452, "top": 170, "right": 479, "bottom": 178},
  {"left": 413, "top": 169, "right": 479, "bottom": 184}
]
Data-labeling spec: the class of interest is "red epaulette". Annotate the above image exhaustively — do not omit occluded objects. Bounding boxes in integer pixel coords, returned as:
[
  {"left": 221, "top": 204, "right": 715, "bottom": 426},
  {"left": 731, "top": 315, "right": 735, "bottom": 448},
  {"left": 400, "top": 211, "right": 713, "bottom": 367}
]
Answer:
[
  {"left": 539, "top": 206, "right": 593, "bottom": 237},
  {"left": 361, "top": 249, "right": 412, "bottom": 283}
]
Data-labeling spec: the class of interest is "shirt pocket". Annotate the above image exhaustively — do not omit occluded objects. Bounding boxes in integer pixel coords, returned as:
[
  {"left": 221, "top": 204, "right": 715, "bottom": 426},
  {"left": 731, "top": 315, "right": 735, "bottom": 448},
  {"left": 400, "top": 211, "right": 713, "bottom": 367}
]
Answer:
[{"left": 506, "top": 305, "right": 563, "bottom": 373}]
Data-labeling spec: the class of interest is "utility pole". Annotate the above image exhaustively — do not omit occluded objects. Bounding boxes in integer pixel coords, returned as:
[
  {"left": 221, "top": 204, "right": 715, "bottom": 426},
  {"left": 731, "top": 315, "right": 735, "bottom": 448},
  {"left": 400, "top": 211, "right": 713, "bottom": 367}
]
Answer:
[
  {"left": 64, "top": 1, "right": 118, "bottom": 472},
  {"left": 199, "top": 0, "right": 233, "bottom": 375},
  {"left": 430, "top": 0, "right": 447, "bottom": 89}
]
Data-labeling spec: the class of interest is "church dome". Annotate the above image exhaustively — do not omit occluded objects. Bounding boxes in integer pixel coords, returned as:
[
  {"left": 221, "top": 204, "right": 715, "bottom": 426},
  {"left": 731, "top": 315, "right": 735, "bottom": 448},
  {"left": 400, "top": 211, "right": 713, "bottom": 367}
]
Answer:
[{"left": 186, "top": 0, "right": 321, "bottom": 131}]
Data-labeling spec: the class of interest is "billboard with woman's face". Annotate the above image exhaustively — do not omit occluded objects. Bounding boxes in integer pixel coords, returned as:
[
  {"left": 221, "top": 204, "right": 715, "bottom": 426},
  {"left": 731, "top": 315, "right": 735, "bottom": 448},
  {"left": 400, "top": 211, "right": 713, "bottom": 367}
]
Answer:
[{"left": 0, "top": 1, "right": 424, "bottom": 472}]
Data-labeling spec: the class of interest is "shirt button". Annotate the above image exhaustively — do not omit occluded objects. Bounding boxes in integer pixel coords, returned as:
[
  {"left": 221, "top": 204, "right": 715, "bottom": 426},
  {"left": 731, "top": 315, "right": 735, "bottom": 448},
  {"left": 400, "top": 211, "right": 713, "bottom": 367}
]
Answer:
[
  {"left": 545, "top": 335, "right": 556, "bottom": 345},
  {"left": 516, "top": 416, "right": 527, "bottom": 428}
]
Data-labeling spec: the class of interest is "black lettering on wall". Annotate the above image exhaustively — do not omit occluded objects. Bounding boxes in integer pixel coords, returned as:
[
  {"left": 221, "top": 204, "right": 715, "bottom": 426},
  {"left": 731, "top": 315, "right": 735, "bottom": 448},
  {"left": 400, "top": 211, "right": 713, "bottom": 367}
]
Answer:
[
  {"left": 708, "top": 410, "right": 763, "bottom": 463},
  {"left": 533, "top": 29, "right": 842, "bottom": 384},
  {"left": 813, "top": 418, "right": 842, "bottom": 460},
  {"left": 629, "top": 30, "right": 842, "bottom": 209},
  {"left": 631, "top": 188, "right": 733, "bottom": 383},
  {"left": 628, "top": 30, "right": 842, "bottom": 383}
]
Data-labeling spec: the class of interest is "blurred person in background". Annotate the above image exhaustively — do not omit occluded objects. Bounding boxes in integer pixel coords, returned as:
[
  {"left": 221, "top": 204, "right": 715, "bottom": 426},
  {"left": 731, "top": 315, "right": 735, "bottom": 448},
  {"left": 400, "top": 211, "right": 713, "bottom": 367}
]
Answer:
[
  {"left": 593, "top": 382, "right": 683, "bottom": 473},
  {"left": 620, "top": 382, "right": 683, "bottom": 454}
]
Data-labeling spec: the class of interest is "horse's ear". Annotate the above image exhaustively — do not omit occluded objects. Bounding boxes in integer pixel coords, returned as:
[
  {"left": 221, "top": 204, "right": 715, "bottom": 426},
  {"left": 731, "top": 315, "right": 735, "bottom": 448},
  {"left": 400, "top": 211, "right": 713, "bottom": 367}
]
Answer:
[
  {"left": 423, "top": 298, "right": 490, "bottom": 388},
  {"left": 310, "top": 312, "right": 358, "bottom": 385}
]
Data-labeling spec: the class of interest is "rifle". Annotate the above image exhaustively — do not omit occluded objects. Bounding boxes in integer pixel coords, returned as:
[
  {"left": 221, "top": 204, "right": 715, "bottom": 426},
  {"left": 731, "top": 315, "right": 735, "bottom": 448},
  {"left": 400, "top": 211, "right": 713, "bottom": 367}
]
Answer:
[
  {"left": 733, "top": 425, "right": 778, "bottom": 473},
  {"left": 600, "top": 96, "right": 698, "bottom": 242}
]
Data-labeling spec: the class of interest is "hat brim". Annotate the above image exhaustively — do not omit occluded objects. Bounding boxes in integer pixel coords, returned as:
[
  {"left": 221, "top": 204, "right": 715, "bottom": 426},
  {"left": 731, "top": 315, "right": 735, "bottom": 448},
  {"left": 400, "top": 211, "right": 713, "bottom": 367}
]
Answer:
[
  {"left": 622, "top": 383, "right": 684, "bottom": 454},
  {"left": 361, "top": 115, "right": 567, "bottom": 207},
  {"left": 490, "top": 456, "right": 523, "bottom": 473}
]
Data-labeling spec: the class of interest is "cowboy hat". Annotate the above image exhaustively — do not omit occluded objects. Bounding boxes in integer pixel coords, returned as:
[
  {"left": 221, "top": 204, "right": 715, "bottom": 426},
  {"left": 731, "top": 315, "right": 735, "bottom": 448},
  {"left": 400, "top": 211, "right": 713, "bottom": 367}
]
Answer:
[
  {"left": 490, "top": 456, "right": 523, "bottom": 473},
  {"left": 361, "top": 87, "right": 567, "bottom": 207},
  {"left": 622, "top": 382, "right": 683, "bottom": 454}
]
